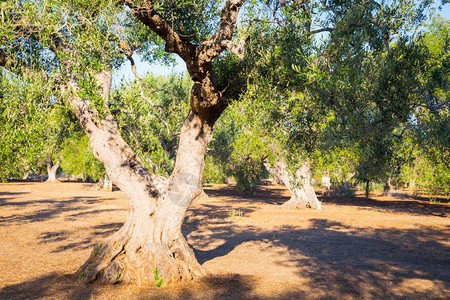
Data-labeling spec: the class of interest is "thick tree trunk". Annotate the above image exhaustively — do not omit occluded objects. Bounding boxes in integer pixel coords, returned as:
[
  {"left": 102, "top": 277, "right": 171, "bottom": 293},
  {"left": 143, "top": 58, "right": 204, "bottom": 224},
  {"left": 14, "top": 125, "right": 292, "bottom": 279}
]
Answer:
[
  {"left": 74, "top": 98, "right": 210, "bottom": 284},
  {"left": 68, "top": 0, "right": 245, "bottom": 286},
  {"left": 264, "top": 159, "right": 322, "bottom": 210},
  {"left": 45, "top": 158, "right": 60, "bottom": 183}
]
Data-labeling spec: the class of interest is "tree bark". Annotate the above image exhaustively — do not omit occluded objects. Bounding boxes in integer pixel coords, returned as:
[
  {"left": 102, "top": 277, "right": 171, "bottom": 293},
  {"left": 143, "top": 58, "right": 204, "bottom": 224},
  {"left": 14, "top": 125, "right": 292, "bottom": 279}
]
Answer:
[
  {"left": 68, "top": 0, "right": 245, "bottom": 286},
  {"left": 382, "top": 177, "right": 391, "bottom": 196},
  {"left": 45, "top": 157, "right": 60, "bottom": 183},
  {"left": 70, "top": 52, "right": 228, "bottom": 286},
  {"left": 76, "top": 110, "right": 211, "bottom": 285},
  {"left": 264, "top": 158, "right": 322, "bottom": 210}
]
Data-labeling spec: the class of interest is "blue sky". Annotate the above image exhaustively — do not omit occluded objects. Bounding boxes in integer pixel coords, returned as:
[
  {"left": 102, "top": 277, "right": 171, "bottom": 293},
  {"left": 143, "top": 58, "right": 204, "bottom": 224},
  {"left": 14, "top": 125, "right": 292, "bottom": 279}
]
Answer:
[
  {"left": 111, "top": 54, "right": 186, "bottom": 87},
  {"left": 112, "top": 2, "right": 449, "bottom": 87}
]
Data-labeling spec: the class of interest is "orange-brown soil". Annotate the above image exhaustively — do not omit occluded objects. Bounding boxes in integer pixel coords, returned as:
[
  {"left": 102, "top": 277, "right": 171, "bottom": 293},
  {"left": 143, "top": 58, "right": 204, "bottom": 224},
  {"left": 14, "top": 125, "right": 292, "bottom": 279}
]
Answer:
[{"left": 0, "top": 182, "right": 448, "bottom": 299}]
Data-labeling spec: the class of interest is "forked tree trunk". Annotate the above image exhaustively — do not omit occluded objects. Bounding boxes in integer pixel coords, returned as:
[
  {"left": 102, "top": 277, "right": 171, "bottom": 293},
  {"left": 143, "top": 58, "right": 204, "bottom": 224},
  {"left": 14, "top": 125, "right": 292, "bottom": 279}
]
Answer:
[
  {"left": 67, "top": 0, "right": 244, "bottom": 286},
  {"left": 45, "top": 158, "right": 60, "bottom": 183},
  {"left": 74, "top": 106, "right": 211, "bottom": 284},
  {"left": 68, "top": 66, "right": 218, "bottom": 284},
  {"left": 264, "top": 158, "right": 322, "bottom": 210}
]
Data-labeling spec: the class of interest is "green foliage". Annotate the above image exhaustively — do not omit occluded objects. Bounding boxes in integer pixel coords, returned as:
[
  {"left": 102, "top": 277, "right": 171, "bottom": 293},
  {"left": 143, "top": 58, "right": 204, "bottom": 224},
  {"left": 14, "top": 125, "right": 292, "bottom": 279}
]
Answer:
[
  {"left": 0, "top": 68, "right": 64, "bottom": 179},
  {"left": 228, "top": 130, "right": 269, "bottom": 191},
  {"left": 203, "top": 156, "right": 227, "bottom": 184},
  {"left": 111, "top": 73, "right": 190, "bottom": 176},
  {"left": 207, "top": 105, "right": 271, "bottom": 191},
  {"left": 1, "top": 0, "right": 447, "bottom": 201},
  {"left": 399, "top": 151, "right": 450, "bottom": 197},
  {"left": 60, "top": 133, "right": 104, "bottom": 181},
  {"left": 313, "top": 145, "right": 359, "bottom": 186},
  {"left": 151, "top": 0, "right": 221, "bottom": 44}
]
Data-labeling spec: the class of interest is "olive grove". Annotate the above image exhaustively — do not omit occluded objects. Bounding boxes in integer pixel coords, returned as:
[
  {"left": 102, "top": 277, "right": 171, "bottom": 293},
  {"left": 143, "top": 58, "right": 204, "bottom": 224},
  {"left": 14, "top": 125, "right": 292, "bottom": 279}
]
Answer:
[{"left": 0, "top": 0, "right": 445, "bottom": 287}]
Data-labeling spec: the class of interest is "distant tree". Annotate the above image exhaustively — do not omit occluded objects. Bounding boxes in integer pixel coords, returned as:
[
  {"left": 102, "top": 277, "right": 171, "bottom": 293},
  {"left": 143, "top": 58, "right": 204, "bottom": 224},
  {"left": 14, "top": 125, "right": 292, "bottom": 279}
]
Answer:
[
  {"left": 0, "top": 68, "right": 62, "bottom": 181},
  {"left": 319, "top": 14, "right": 449, "bottom": 198},
  {"left": 60, "top": 132, "right": 105, "bottom": 182}
]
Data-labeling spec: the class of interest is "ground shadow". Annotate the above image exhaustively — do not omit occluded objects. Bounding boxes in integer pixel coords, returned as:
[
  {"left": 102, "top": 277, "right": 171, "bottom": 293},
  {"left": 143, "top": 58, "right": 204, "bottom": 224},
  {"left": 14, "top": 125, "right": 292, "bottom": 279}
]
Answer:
[
  {"left": 321, "top": 195, "right": 449, "bottom": 217},
  {"left": 204, "top": 185, "right": 289, "bottom": 206},
  {"left": 183, "top": 217, "right": 449, "bottom": 298},
  {"left": 0, "top": 197, "right": 117, "bottom": 226},
  {"left": 38, "top": 222, "right": 124, "bottom": 253},
  {"left": 0, "top": 272, "right": 299, "bottom": 299}
]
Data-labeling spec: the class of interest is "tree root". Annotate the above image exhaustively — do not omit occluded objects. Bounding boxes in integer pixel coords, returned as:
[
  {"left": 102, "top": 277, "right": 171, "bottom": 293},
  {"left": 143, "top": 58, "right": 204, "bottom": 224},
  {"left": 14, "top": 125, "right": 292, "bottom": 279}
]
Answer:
[
  {"left": 77, "top": 228, "right": 207, "bottom": 286},
  {"left": 281, "top": 197, "right": 322, "bottom": 210}
]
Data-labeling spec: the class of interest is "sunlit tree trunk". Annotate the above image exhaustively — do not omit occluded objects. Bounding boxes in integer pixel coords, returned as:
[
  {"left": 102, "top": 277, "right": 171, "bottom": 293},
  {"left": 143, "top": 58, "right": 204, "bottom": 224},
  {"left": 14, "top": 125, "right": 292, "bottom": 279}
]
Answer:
[
  {"left": 77, "top": 110, "right": 210, "bottom": 284},
  {"left": 45, "top": 157, "right": 60, "bottom": 183},
  {"left": 264, "top": 158, "right": 322, "bottom": 210},
  {"left": 67, "top": 0, "right": 244, "bottom": 286}
]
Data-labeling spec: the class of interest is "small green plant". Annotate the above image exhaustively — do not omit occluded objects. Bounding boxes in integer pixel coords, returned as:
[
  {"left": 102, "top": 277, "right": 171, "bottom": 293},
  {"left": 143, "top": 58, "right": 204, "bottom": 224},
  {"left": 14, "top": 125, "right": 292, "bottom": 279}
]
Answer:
[
  {"left": 94, "top": 243, "right": 102, "bottom": 255},
  {"left": 78, "top": 272, "right": 84, "bottom": 280},
  {"left": 117, "top": 273, "right": 121, "bottom": 280},
  {"left": 228, "top": 208, "right": 244, "bottom": 220},
  {"left": 153, "top": 267, "right": 164, "bottom": 287}
]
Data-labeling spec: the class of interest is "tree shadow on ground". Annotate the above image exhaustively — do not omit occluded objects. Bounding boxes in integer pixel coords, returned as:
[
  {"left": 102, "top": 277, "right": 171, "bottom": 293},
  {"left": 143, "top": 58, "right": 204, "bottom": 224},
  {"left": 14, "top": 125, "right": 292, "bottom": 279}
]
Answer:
[
  {"left": 0, "top": 197, "right": 117, "bottom": 226},
  {"left": 1, "top": 272, "right": 304, "bottom": 299},
  {"left": 2, "top": 185, "right": 448, "bottom": 298},
  {"left": 37, "top": 222, "right": 124, "bottom": 253},
  {"left": 321, "top": 195, "right": 449, "bottom": 217},
  {"left": 182, "top": 212, "right": 450, "bottom": 298},
  {"left": 0, "top": 192, "right": 31, "bottom": 206},
  {"left": 3, "top": 222, "right": 448, "bottom": 300},
  {"left": 204, "top": 185, "right": 289, "bottom": 206}
]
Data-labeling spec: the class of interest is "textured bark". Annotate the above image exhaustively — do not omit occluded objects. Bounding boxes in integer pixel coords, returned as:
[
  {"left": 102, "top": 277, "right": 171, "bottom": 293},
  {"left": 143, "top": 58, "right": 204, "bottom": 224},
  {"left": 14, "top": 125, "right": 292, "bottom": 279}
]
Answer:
[
  {"left": 45, "top": 158, "right": 60, "bottom": 183},
  {"left": 77, "top": 111, "right": 210, "bottom": 285},
  {"left": 58, "top": 0, "right": 245, "bottom": 286},
  {"left": 3, "top": 0, "right": 246, "bottom": 285},
  {"left": 264, "top": 159, "right": 322, "bottom": 210}
]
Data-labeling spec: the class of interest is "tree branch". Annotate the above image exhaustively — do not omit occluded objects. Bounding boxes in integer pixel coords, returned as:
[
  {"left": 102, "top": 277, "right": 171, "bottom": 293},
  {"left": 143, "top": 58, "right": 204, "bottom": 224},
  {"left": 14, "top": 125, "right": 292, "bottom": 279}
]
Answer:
[
  {"left": 308, "top": 27, "right": 334, "bottom": 35},
  {"left": 220, "top": 36, "right": 248, "bottom": 59},
  {"left": 123, "top": 0, "right": 196, "bottom": 63},
  {"left": 299, "top": 1, "right": 334, "bottom": 36},
  {"left": 196, "top": 0, "right": 245, "bottom": 64},
  {"left": 0, "top": 49, "right": 8, "bottom": 68},
  {"left": 126, "top": 52, "right": 142, "bottom": 80}
]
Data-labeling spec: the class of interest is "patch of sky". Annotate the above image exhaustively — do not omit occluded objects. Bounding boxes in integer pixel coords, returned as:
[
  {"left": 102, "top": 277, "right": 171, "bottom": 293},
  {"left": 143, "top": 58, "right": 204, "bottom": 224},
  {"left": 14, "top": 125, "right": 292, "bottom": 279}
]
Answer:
[{"left": 112, "top": 53, "right": 186, "bottom": 88}]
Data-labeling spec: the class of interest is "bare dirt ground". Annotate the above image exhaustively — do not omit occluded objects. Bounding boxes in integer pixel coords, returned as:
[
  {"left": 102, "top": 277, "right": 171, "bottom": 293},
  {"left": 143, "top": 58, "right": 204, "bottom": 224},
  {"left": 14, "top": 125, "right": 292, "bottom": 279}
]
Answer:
[{"left": 0, "top": 182, "right": 448, "bottom": 299}]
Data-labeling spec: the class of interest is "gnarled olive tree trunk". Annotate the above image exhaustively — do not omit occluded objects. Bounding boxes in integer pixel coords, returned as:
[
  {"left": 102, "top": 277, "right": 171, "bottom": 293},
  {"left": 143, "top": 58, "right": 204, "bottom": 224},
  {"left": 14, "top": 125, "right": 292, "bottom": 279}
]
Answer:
[
  {"left": 67, "top": 68, "right": 215, "bottom": 284},
  {"left": 68, "top": 0, "right": 245, "bottom": 286},
  {"left": 75, "top": 109, "right": 210, "bottom": 284},
  {"left": 264, "top": 158, "right": 322, "bottom": 210}
]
